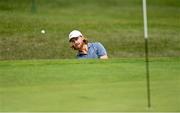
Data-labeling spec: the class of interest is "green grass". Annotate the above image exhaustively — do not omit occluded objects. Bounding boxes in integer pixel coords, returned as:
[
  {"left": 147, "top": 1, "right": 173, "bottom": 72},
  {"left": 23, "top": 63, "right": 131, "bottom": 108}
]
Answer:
[
  {"left": 0, "top": 0, "right": 180, "bottom": 59},
  {"left": 0, "top": 58, "right": 179, "bottom": 111},
  {"left": 0, "top": 0, "right": 179, "bottom": 111}
]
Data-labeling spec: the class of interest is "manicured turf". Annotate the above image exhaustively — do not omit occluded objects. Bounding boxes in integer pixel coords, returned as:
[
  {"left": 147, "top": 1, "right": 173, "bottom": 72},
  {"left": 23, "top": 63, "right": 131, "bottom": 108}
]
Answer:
[
  {"left": 0, "top": 58, "right": 179, "bottom": 111},
  {"left": 0, "top": 0, "right": 179, "bottom": 111}
]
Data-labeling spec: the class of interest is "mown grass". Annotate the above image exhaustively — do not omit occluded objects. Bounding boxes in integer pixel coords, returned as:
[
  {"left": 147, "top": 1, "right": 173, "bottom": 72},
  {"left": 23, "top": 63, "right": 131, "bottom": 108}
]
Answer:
[
  {"left": 0, "top": 0, "right": 180, "bottom": 59},
  {"left": 0, "top": 58, "right": 179, "bottom": 111}
]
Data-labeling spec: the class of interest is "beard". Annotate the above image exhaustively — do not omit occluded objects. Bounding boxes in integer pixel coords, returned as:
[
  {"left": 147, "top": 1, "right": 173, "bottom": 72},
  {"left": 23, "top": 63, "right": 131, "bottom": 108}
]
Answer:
[{"left": 74, "top": 42, "right": 84, "bottom": 50}]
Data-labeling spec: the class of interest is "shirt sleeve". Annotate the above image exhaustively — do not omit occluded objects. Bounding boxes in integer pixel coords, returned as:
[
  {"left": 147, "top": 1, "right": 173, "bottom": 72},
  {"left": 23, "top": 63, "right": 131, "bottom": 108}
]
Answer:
[{"left": 95, "top": 42, "right": 107, "bottom": 57}]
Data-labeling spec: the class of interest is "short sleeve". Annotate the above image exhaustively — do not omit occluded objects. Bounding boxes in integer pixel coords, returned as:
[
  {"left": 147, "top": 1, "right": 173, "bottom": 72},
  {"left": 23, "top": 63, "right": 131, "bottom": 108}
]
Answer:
[{"left": 94, "top": 42, "right": 107, "bottom": 57}]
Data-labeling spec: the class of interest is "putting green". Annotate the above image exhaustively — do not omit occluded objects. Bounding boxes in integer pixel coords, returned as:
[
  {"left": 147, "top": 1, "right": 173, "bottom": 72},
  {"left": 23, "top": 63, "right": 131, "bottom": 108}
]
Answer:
[{"left": 0, "top": 58, "right": 179, "bottom": 111}]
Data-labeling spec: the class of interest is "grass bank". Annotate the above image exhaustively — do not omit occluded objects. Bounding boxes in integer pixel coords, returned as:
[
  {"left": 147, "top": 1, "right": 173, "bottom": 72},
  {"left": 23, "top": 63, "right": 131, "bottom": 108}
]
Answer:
[{"left": 0, "top": 0, "right": 180, "bottom": 59}]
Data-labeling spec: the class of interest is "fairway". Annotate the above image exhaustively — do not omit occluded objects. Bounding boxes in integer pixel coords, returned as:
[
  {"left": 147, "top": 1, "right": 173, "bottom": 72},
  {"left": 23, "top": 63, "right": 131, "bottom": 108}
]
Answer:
[{"left": 0, "top": 58, "right": 179, "bottom": 111}]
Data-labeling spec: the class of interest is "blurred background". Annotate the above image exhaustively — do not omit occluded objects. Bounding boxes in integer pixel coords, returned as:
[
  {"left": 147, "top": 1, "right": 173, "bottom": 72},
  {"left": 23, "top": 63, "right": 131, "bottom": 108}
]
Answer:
[{"left": 0, "top": 0, "right": 179, "bottom": 60}]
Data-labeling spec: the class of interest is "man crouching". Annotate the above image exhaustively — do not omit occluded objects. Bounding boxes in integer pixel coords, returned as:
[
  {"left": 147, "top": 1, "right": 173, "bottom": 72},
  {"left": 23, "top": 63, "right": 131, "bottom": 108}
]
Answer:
[{"left": 69, "top": 30, "right": 108, "bottom": 59}]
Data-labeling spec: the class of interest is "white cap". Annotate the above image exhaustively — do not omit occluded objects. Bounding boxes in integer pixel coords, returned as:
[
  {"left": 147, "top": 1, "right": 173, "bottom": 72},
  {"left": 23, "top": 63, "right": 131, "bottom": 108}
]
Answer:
[{"left": 69, "top": 30, "right": 83, "bottom": 40}]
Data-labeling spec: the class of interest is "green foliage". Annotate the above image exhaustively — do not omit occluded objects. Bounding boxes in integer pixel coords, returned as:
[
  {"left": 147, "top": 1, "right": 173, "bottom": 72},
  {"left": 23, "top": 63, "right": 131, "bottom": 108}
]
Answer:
[{"left": 0, "top": 0, "right": 180, "bottom": 59}]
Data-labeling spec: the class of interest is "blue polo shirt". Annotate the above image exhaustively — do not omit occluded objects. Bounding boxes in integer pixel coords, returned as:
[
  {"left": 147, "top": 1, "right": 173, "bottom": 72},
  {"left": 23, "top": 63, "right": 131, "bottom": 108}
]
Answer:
[{"left": 77, "top": 42, "right": 107, "bottom": 59}]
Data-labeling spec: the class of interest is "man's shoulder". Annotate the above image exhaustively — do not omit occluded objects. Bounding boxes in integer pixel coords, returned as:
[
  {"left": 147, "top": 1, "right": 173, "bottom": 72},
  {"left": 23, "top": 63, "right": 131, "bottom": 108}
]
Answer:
[
  {"left": 89, "top": 42, "right": 102, "bottom": 47},
  {"left": 88, "top": 42, "right": 105, "bottom": 51}
]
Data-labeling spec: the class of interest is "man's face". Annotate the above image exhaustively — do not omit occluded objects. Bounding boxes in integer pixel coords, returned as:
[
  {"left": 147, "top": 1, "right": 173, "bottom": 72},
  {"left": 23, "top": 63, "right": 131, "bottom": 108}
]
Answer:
[{"left": 69, "top": 36, "right": 84, "bottom": 50}]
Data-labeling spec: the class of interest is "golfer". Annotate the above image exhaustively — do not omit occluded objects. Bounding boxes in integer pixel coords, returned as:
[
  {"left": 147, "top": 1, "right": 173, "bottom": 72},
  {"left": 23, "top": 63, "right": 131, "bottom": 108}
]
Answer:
[{"left": 69, "top": 30, "right": 108, "bottom": 59}]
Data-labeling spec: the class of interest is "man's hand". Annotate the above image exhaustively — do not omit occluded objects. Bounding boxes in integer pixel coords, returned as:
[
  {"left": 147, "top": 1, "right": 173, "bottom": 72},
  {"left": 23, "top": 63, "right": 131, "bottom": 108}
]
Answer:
[{"left": 100, "top": 55, "right": 108, "bottom": 59}]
